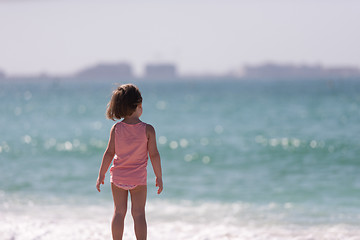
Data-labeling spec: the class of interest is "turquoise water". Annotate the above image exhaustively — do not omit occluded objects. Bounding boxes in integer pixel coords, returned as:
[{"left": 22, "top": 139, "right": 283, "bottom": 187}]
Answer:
[{"left": 1, "top": 79, "right": 360, "bottom": 239}]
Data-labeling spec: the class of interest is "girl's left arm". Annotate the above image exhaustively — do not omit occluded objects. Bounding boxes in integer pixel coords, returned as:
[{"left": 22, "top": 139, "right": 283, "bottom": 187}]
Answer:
[
  {"left": 96, "top": 125, "right": 116, "bottom": 192},
  {"left": 147, "top": 124, "right": 163, "bottom": 194}
]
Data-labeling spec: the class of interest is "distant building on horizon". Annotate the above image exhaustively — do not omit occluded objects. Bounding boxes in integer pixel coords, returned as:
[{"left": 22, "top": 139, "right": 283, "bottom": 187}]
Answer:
[
  {"left": 75, "top": 62, "right": 133, "bottom": 80},
  {"left": 144, "top": 63, "right": 177, "bottom": 79},
  {"left": 0, "top": 69, "right": 5, "bottom": 79},
  {"left": 244, "top": 63, "right": 360, "bottom": 79}
]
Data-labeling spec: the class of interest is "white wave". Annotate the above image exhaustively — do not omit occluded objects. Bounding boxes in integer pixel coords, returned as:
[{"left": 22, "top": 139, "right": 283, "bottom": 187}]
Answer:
[{"left": 1, "top": 200, "right": 360, "bottom": 240}]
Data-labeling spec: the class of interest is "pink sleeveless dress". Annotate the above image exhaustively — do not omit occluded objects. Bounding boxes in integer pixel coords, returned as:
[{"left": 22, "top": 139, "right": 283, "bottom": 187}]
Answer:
[{"left": 110, "top": 121, "right": 148, "bottom": 190}]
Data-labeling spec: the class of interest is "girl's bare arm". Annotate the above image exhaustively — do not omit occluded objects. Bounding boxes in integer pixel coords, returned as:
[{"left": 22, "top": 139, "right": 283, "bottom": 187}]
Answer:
[
  {"left": 96, "top": 125, "right": 116, "bottom": 192},
  {"left": 147, "top": 124, "right": 163, "bottom": 194}
]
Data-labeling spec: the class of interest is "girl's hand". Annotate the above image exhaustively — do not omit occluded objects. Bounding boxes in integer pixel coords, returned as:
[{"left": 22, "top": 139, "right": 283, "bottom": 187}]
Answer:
[
  {"left": 156, "top": 177, "right": 163, "bottom": 194},
  {"left": 96, "top": 176, "right": 104, "bottom": 192}
]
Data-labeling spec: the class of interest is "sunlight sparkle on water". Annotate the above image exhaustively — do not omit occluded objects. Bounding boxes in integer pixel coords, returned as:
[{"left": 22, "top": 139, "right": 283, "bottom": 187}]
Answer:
[
  {"left": 89, "top": 138, "right": 106, "bottom": 148},
  {"left": 158, "top": 136, "right": 167, "bottom": 145},
  {"left": 169, "top": 141, "right": 178, "bottom": 150},
  {"left": 184, "top": 154, "right": 193, "bottom": 162},
  {"left": 179, "top": 138, "right": 189, "bottom": 148},
  {"left": 202, "top": 156, "right": 211, "bottom": 164},
  {"left": 24, "top": 91, "right": 32, "bottom": 101},
  {"left": 200, "top": 137, "right": 209, "bottom": 146},
  {"left": 310, "top": 140, "right": 317, "bottom": 148},
  {"left": 291, "top": 138, "right": 301, "bottom": 147},
  {"left": 64, "top": 141, "right": 73, "bottom": 151},
  {"left": 214, "top": 125, "right": 224, "bottom": 134},
  {"left": 73, "top": 139, "right": 81, "bottom": 148},
  {"left": 156, "top": 101, "right": 167, "bottom": 110},
  {"left": 256, "top": 136, "right": 304, "bottom": 149},
  {"left": 269, "top": 138, "right": 279, "bottom": 147},
  {"left": 44, "top": 138, "right": 57, "bottom": 149},
  {"left": 56, "top": 141, "right": 73, "bottom": 151},
  {"left": 281, "top": 138, "right": 289, "bottom": 147},
  {"left": 23, "top": 135, "right": 32, "bottom": 144}
]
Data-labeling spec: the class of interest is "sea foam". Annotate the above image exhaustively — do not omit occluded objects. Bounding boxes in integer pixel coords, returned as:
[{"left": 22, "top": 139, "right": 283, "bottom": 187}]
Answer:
[{"left": 1, "top": 200, "right": 359, "bottom": 240}]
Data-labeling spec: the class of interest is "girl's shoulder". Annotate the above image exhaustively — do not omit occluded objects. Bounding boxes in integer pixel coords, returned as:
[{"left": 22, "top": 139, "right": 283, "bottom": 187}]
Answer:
[
  {"left": 111, "top": 121, "right": 124, "bottom": 133},
  {"left": 144, "top": 121, "right": 154, "bottom": 129},
  {"left": 112, "top": 121, "right": 122, "bottom": 129},
  {"left": 145, "top": 123, "right": 156, "bottom": 137}
]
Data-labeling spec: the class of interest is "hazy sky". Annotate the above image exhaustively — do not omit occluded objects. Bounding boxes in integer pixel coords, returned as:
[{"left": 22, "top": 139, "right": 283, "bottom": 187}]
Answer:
[{"left": 0, "top": 0, "right": 359, "bottom": 76}]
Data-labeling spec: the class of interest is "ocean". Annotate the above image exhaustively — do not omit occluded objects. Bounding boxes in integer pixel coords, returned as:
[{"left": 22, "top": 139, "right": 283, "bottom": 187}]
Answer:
[{"left": 1, "top": 78, "right": 360, "bottom": 239}]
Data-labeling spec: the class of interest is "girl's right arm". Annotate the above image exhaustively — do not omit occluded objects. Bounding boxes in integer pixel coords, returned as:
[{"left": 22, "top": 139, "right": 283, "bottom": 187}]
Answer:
[{"left": 96, "top": 125, "right": 116, "bottom": 192}]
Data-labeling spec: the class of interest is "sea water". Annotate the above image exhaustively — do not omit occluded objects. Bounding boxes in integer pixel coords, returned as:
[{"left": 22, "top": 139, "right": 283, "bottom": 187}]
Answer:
[{"left": 0, "top": 79, "right": 360, "bottom": 239}]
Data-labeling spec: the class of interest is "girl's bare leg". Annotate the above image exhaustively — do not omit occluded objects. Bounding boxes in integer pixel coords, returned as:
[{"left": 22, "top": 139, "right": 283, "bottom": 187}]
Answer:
[
  {"left": 111, "top": 183, "right": 128, "bottom": 240},
  {"left": 130, "top": 185, "right": 147, "bottom": 240}
]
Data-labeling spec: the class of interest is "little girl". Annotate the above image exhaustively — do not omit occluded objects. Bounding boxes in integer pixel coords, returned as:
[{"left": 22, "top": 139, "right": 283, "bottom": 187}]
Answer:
[{"left": 96, "top": 83, "right": 163, "bottom": 240}]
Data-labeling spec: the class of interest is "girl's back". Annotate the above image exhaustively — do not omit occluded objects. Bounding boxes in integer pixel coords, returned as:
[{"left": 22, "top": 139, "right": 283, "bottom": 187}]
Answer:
[{"left": 110, "top": 121, "right": 148, "bottom": 186}]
